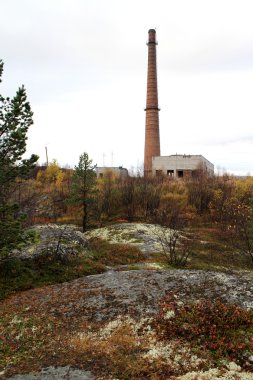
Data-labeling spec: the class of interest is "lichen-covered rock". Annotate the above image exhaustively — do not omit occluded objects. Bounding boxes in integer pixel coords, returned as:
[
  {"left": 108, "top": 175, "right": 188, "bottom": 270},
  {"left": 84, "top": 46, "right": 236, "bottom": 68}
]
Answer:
[
  {"left": 10, "top": 269, "right": 253, "bottom": 323},
  {"left": 84, "top": 222, "right": 172, "bottom": 255},
  {"left": 6, "top": 366, "right": 95, "bottom": 379},
  {"left": 10, "top": 224, "right": 88, "bottom": 261},
  {"left": 3, "top": 269, "right": 253, "bottom": 379}
]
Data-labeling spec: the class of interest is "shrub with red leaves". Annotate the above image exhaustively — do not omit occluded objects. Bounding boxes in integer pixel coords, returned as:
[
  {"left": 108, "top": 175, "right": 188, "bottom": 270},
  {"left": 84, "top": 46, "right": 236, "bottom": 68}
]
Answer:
[{"left": 153, "top": 293, "right": 253, "bottom": 368}]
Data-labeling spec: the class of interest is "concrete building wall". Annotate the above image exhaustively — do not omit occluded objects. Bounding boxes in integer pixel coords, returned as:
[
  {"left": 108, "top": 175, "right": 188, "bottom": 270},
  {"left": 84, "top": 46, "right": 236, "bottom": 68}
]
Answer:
[
  {"left": 152, "top": 155, "right": 214, "bottom": 178},
  {"left": 95, "top": 167, "right": 128, "bottom": 179}
]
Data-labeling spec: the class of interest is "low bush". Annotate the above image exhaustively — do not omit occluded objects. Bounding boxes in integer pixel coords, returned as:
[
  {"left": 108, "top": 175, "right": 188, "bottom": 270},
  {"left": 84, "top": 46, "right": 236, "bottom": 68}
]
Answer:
[
  {"left": 0, "top": 238, "right": 144, "bottom": 300},
  {"left": 153, "top": 293, "right": 253, "bottom": 368},
  {"left": 0, "top": 255, "right": 105, "bottom": 300},
  {"left": 88, "top": 237, "right": 144, "bottom": 266}
]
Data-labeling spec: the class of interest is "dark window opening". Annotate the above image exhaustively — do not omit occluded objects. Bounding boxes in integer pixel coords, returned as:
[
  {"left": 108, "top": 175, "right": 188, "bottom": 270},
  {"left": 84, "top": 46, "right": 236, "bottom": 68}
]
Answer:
[
  {"left": 99, "top": 173, "right": 103, "bottom": 178},
  {"left": 156, "top": 170, "right": 163, "bottom": 177},
  {"left": 177, "top": 170, "right": 184, "bottom": 178},
  {"left": 167, "top": 170, "right": 174, "bottom": 177}
]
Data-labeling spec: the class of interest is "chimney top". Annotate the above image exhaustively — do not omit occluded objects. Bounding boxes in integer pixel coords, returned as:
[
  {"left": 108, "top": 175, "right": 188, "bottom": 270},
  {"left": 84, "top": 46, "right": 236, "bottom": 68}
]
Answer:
[{"left": 147, "top": 29, "right": 157, "bottom": 44}]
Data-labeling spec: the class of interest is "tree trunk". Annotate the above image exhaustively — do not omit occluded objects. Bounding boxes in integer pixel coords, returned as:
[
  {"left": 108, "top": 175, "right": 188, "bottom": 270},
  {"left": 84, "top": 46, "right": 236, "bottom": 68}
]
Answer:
[{"left": 82, "top": 200, "right": 87, "bottom": 232}]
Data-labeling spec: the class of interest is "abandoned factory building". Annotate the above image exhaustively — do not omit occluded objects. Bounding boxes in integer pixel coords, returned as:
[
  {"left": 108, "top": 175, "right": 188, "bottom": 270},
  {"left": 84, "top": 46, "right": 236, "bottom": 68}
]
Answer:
[
  {"left": 95, "top": 166, "right": 128, "bottom": 179},
  {"left": 144, "top": 29, "right": 214, "bottom": 178},
  {"left": 152, "top": 154, "right": 214, "bottom": 178}
]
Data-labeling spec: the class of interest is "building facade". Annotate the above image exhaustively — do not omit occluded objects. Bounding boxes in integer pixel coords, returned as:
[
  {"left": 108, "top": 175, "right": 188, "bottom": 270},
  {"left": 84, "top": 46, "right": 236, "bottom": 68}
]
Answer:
[
  {"left": 152, "top": 155, "right": 214, "bottom": 178},
  {"left": 95, "top": 166, "right": 128, "bottom": 179}
]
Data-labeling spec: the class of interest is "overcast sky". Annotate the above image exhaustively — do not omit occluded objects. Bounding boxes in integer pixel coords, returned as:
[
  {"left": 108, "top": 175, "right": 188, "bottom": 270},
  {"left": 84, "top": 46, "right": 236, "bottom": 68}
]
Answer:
[{"left": 1, "top": 0, "right": 253, "bottom": 175}]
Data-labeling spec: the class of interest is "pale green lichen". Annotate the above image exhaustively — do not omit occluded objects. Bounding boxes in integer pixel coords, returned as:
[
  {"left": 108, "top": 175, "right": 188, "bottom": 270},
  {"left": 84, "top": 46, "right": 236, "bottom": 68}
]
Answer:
[
  {"left": 84, "top": 223, "right": 174, "bottom": 253},
  {"left": 177, "top": 367, "right": 252, "bottom": 380},
  {"left": 163, "top": 309, "right": 175, "bottom": 320}
]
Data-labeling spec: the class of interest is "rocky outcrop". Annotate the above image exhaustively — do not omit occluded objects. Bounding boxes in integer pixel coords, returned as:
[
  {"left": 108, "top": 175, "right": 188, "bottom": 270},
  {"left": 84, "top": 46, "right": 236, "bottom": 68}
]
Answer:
[
  {"left": 7, "top": 366, "right": 95, "bottom": 380},
  {"left": 7, "top": 269, "right": 253, "bottom": 322},
  {"left": 10, "top": 224, "right": 88, "bottom": 261},
  {"left": 3, "top": 268, "right": 253, "bottom": 379}
]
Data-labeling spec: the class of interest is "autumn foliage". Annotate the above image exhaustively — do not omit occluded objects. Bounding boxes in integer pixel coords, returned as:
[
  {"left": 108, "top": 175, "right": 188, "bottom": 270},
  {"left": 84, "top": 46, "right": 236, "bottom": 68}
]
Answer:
[
  {"left": 8, "top": 164, "right": 253, "bottom": 267},
  {"left": 153, "top": 293, "right": 253, "bottom": 367}
]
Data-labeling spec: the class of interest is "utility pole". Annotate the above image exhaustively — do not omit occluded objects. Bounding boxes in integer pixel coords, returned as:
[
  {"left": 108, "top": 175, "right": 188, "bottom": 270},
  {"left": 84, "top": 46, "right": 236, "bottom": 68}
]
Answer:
[{"left": 45, "top": 146, "right": 49, "bottom": 167}]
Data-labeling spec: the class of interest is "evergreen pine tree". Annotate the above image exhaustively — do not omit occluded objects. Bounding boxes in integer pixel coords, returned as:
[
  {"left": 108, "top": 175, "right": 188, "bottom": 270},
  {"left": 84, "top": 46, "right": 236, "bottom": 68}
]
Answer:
[
  {"left": 70, "top": 152, "right": 96, "bottom": 232},
  {"left": 0, "top": 60, "right": 38, "bottom": 257}
]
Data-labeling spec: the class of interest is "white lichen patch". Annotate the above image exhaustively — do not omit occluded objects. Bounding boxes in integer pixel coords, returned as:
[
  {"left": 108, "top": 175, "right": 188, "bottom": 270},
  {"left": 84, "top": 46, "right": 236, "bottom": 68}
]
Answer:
[
  {"left": 10, "top": 315, "right": 23, "bottom": 325},
  {"left": 177, "top": 367, "right": 253, "bottom": 379},
  {"left": 85, "top": 224, "right": 153, "bottom": 244},
  {"left": 76, "top": 315, "right": 154, "bottom": 342},
  {"left": 84, "top": 223, "right": 175, "bottom": 254},
  {"left": 126, "top": 262, "right": 165, "bottom": 270},
  {"left": 163, "top": 309, "right": 175, "bottom": 320},
  {"left": 226, "top": 362, "right": 241, "bottom": 372},
  {"left": 142, "top": 262, "right": 164, "bottom": 269},
  {"left": 34, "top": 224, "right": 79, "bottom": 230},
  {"left": 143, "top": 339, "right": 205, "bottom": 372},
  {"left": 98, "top": 317, "right": 128, "bottom": 338}
]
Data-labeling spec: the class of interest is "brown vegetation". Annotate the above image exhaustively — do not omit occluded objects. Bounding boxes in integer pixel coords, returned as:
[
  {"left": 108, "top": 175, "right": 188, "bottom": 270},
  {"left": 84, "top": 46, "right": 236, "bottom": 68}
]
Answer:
[{"left": 10, "top": 164, "right": 253, "bottom": 269}]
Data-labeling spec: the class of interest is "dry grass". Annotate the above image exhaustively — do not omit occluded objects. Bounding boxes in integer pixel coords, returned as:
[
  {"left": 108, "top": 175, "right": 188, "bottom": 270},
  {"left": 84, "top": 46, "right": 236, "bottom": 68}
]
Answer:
[{"left": 1, "top": 287, "right": 253, "bottom": 379}]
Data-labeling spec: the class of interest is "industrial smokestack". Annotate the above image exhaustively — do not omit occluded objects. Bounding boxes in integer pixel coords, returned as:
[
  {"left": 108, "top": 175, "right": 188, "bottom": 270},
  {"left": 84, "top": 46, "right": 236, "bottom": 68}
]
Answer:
[{"left": 144, "top": 29, "right": 160, "bottom": 176}]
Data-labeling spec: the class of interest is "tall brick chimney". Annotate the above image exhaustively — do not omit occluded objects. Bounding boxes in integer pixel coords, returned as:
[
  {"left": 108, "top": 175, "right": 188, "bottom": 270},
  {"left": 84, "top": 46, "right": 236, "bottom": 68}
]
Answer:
[{"left": 144, "top": 29, "right": 160, "bottom": 176}]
